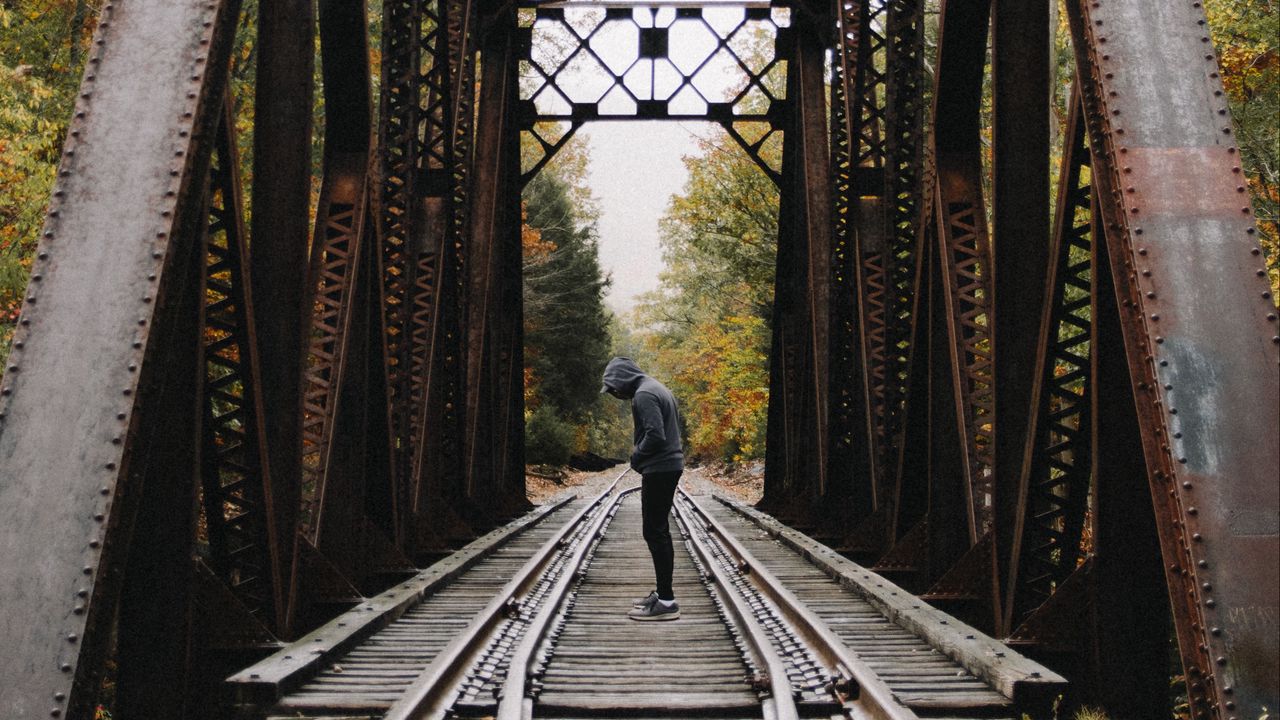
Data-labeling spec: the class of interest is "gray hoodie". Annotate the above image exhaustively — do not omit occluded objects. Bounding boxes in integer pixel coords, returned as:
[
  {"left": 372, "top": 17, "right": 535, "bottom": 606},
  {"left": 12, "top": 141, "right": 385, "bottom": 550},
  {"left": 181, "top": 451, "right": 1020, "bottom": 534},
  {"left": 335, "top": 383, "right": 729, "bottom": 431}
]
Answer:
[{"left": 600, "top": 357, "right": 684, "bottom": 474}]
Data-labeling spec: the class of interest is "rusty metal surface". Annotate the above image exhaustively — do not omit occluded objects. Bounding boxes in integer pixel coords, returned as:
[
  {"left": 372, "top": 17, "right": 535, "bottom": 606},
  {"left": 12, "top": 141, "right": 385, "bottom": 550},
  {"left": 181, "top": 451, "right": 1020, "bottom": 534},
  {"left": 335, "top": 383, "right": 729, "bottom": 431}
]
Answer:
[
  {"left": 989, "top": 0, "right": 1051, "bottom": 638},
  {"left": 828, "top": 1, "right": 875, "bottom": 518},
  {"left": 764, "top": 10, "right": 831, "bottom": 514},
  {"left": 1066, "top": 0, "right": 1279, "bottom": 713},
  {"left": 249, "top": 0, "right": 314, "bottom": 603},
  {"left": 1001, "top": 88, "right": 1094, "bottom": 633},
  {"left": 0, "top": 1, "right": 238, "bottom": 715},
  {"left": 932, "top": 0, "right": 996, "bottom": 545},
  {"left": 301, "top": 0, "right": 376, "bottom": 560},
  {"left": 463, "top": 11, "right": 522, "bottom": 515},
  {"left": 200, "top": 99, "right": 287, "bottom": 635}
]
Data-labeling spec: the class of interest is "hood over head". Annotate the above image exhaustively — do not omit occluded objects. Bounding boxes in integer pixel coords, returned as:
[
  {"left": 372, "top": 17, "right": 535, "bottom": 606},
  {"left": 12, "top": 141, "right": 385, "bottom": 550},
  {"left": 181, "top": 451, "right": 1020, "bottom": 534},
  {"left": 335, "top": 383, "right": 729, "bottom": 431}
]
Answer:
[{"left": 600, "top": 357, "right": 646, "bottom": 399}]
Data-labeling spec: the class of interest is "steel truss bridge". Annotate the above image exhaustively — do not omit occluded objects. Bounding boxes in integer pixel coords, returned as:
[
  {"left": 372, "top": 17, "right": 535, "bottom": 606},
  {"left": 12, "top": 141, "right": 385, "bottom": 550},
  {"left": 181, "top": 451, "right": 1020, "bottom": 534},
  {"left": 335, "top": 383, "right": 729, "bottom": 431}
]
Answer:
[{"left": 0, "top": 0, "right": 1275, "bottom": 718}]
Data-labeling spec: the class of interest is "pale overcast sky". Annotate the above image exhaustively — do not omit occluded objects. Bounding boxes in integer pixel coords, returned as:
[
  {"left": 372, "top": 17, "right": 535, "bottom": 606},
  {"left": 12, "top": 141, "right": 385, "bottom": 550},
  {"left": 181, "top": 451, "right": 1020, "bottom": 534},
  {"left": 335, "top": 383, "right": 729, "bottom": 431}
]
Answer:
[
  {"left": 523, "top": 5, "right": 786, "bottom": 315},
  {"left": 579, "top": 121, "right": 718, "bottom": 315}
]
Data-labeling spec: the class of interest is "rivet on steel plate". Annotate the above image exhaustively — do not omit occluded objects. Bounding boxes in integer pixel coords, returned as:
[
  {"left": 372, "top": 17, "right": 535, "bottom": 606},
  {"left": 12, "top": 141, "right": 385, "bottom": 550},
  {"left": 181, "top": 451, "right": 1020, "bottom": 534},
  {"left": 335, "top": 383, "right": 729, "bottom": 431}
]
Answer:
[
  {"left": 82, "top": 566, "right": 92, "bottom": 575},
  {"left": 60, "top": 663, "right": 71, "bottom": 672},
  {"left": 105, "top": 462, "right": 116, "bottom": 470},
  {"left": 51, "top": 708, "right": 61, "bottom": 717},
  {"left": 1147, "top": 291, "right": 1156, "bottom": 299}
]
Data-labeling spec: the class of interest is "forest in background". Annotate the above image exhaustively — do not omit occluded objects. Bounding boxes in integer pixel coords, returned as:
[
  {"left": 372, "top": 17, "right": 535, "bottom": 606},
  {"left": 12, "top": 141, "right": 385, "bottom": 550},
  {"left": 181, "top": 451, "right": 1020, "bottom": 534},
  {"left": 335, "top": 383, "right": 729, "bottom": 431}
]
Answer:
[{"left": 1, "top": 1, "right": 1277, "bottom": 469}]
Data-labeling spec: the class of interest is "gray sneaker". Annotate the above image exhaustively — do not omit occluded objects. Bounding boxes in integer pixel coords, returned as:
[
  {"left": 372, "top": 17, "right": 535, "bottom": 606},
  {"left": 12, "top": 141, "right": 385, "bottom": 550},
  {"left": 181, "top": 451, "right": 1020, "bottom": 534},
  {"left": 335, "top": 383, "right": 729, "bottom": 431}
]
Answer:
[
  {"left": 628, "top": 598, "right": 680, "bottom": 621},
  {"left": 632, "top": 590, "right": 658, "bottom": 609}
]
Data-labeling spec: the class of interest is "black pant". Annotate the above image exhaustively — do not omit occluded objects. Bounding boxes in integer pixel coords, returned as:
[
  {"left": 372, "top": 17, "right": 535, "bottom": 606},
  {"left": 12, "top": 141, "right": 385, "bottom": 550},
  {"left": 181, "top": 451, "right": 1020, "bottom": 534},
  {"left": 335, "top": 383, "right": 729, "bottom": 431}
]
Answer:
[{"left": 640, "top": 470, "right": 682, "bottom": 600}]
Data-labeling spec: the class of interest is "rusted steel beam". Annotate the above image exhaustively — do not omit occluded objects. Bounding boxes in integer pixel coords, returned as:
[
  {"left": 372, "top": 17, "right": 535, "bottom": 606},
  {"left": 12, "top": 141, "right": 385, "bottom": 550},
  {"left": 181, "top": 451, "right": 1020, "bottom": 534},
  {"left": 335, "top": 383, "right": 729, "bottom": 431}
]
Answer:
[
  {"left": 880, "top": 0, "right": 926, "bottom": 493},
  {"left": 1002, "top": 87, "right": 1094, "bottom": 635},
  {"left": 0, "top": 1, "right": 241, "bottom": 715},
  {"left": 828, "top": 1, "right": 876, "bottom": 522},
  {"left": 1088, "top": 192, "right": 1171, "bottom": 714},
  {"left": 405, "top": 0, "right": 484, "bottom": 544},
  {"left": 115, "top": 140, "right": 210, "bottom": 718},
  {"left": 300, "top": 0, "right": 375, "bottom": 551},
  {"left": 295, "top": 0, "right": 415, "bottom": 608},
  {"left": 201, "top": 98, "right": 287, "bottom": 636},
  {"left": 1066, "top": 1, "right": 1279, "bottom": 714},
  {"left": 463, "top": 10, "right": 526, "bottom": 516},
  {"left": 840, "top": 0, "right": 929, "bottom": 558},
  {"left": 763, "top": 11, "right": 832, "bottom": 516},
  {"left": 879, "top": 135, "right": 935, "bottom": 560},
  {"left": 932, "top": 0, "right": 995, "bottom": 544},
  {"left": 990, "top": 0, "right": 1052, "bottom": 637},
  {"left": 250, "top": 0, "right": 315, "bottom": 619},
  {"left": 377, "top": 0, "right": 423, "bottom": 543},
  {"left": 849, "top": 0, "right": 891, "bottom": 493}
]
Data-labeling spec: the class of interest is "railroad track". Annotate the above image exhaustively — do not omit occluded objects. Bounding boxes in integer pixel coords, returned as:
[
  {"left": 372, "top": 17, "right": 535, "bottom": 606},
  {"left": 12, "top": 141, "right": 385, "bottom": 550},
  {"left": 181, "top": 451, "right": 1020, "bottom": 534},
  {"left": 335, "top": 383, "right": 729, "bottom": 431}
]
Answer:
[{"left": 229, "top": 475, "right": 1064, "bottom": 720}]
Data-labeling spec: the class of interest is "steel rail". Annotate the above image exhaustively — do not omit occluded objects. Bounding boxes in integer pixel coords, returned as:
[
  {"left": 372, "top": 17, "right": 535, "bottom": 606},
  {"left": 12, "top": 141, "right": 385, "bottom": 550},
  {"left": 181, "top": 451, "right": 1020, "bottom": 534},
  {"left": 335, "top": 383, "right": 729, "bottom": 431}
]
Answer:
[
  {"left": 494, "top": 485, "right": 641, "bottom": 720},
  {"left": 227, "top": 493, "right": 576, "bottom": 707},
  {"left": 383, "top": 468, "right": 632, "bottom": 720},
  {"left": 671, "top": 495, "right": 801, "bottom": 720},
  {"left": 678, "top": 489, "right": 919, "bottom": 720}
]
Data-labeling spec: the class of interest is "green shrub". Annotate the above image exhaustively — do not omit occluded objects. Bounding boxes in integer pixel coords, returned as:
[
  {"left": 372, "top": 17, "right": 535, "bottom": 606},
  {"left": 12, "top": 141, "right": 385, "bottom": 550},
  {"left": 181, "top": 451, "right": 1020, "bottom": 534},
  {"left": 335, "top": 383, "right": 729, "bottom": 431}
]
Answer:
[{"left": 525, "top": 405, "right": 575, "bottom": 466}]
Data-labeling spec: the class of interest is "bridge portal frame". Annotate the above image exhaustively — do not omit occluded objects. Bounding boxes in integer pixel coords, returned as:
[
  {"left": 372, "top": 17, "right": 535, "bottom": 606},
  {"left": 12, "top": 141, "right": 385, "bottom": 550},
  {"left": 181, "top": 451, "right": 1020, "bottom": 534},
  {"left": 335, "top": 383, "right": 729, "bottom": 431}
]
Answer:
[{"left": 0, "top": 0, "right": 1274, "bottom": 717}]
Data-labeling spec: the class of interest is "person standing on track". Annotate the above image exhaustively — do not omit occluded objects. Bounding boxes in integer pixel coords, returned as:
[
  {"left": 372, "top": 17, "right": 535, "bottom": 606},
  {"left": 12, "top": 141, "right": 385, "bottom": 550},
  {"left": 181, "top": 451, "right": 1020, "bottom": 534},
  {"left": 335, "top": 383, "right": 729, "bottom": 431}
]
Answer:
[{"left": 600, "top": 357, "right": 684, "bottom": 621}]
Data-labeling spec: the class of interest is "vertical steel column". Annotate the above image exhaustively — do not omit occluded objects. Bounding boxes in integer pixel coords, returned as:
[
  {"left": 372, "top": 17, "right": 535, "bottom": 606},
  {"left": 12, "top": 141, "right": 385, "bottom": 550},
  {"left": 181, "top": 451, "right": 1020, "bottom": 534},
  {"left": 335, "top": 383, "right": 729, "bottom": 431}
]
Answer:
[
  {"left": 1089, "top": 194, "right": 1171, "bottom": 715},
  {"left": 200, "top": 98, "right": 286, "bottom": 636},
  {"left": 115, "top": 144, "right": 209, "bottom": 718},
  {"left": 879, "top": 0, "right": 926, "bottom": 494},
  {"left": 1002, "top": 88, "right": 1094, "bottom": 634},
  {"left": 464, "top": 8, "right": 526, "bottom": 517},
  {"left": 408, "top": 0, "right": 470, "bottom": 534},
  {"left": 990, "top": 0, "right": 1051, "bottom": 636},
  {"left": 0, "top": 1, "right": 241, "bottom": 715},
  {"left": 1067, "top": 1, "right": 1279, "bottom": 713},
  {"left": 301, "top": 0, "right": 378, "bottom": 570},
  {"left": 250, "top": 0, "right": 315, "bottom": 611},
  {"left": 377, "top": 0, "right": 423, "bottom": 545},
  {"left": 764, "top": 11, "right": 832, "bottom": 518},
  {"left": 931, "top": 0, "right": 995, "bottom": 542},
  {"left": 828, "top": 0, "right": 875, "bottom": 523},
  {"left": 848, "top": 1, "right": 891, "bottom": 499}
]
